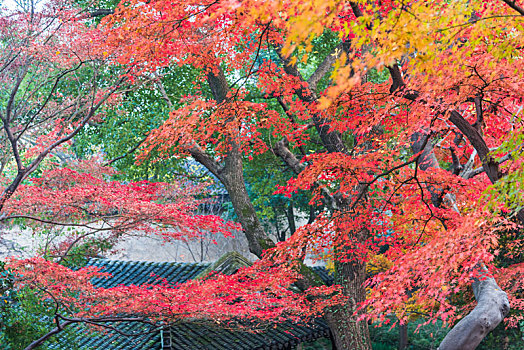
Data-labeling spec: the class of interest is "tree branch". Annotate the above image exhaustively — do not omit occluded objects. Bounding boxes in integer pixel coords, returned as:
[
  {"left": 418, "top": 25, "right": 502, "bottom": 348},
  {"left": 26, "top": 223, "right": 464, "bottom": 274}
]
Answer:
[
  {"left": 89, "top": 9, "right": 115, "bottom": 18},
  {"left": 23, "top": 316, "right": 149, "bottom": 350},
  {"left": 448, "top": 110, "right": 500, "bottom": 183},
  {"left": 153, "top": 72, "right": 224, "bottom": 177},
  {"left": 274, "top": 46, "right": 348, "bottom": 154},
  {"left": 500, "top": 0, "right": 524, "bottom": 16},
  {"left": 103, "top": 136, "right": 148, "bottom": 167},
  {"left": 307, "top": 41, "right": 351, "bottom": 91},
  {"left": 186, "top": 143, "right": 223, "bottom": 179},
  {"left": 388, "top": 63, "right": 500, "bottom": 183},
  {"left": 272, "top": 138, "right": 305, "bottom": 175},
  {"left": 386, "top": 64, "right": 510, "bottom": 349}
]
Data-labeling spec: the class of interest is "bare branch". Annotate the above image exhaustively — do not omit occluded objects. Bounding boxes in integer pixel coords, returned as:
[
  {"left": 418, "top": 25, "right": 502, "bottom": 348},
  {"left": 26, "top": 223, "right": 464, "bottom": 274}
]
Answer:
[
  {"left": 155, "top": 75, "right": 174, "bottom": 109},
  {"left": 23, "top": 316, "right": 150, "bottom": 350},
  {"left": 104, "top": 136, "right": 148, "bottom": 167},
  {"left": 89, "top": 9, "right": 114, "bottom": 17},
  {"left": 272, "top": 138, "right": 305, "bottom": 175},
  {"left": 6, "top": 64, "right": 30, "bottom": 123}
]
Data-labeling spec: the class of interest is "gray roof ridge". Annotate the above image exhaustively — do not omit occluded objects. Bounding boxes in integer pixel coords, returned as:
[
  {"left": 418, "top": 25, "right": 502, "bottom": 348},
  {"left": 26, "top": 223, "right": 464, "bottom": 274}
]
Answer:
[{"left": 195, "top": 251, "right": 253, "bottom": 279}]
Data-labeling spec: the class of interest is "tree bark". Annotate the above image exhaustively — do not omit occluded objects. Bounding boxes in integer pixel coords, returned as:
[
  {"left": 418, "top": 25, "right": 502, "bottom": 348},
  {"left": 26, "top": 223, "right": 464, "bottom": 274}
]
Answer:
[
  {"left": 324, "top": 261, "right": 371, "bottom": 350},
  {"left": 410, "top": 114, "right": 511, "bottom": 350},
  {"left": 411, "top": 130, "right": 511, "bottom": 349},
  {"left": 399, "top": 324, "right": 408, "bottom": 350},
  {"left": 385, "top": 63, "right": 513, "bottom": 349},
  {"left": 438, "top": 265, "right": 510, "bottom": 350},
  {"left": 220, "top": 159, "right": 274, "bottom": 257},
  {"left": 287, "top": 201, "right": 296, "bottom": 237}
]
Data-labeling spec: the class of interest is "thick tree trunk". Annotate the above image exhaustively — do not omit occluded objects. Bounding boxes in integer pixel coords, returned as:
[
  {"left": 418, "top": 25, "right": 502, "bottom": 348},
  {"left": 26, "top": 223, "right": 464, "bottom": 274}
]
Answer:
[
  {"left": 438, "top": 265, "right": 510, "bottom": 350},
  {"left": 324, "top": 261, "right": 371, "bottom": 350},
  {"left": 204, "top": 57, "right": 373, "bottom": 350},
  {"left": 202, "top": 65, "right": 275, "bottom": 258},
  {"left": 221, "top": 161, "right": 274, "bottom": 257},
  {"left": 274, "top": 45, "right": 373, "bottom": 350}
]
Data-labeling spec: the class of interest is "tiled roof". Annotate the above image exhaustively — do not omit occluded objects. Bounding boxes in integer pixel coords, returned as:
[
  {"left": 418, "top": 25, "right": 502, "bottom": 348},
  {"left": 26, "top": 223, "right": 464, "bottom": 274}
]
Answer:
[
  {"left": 162, "top": 319, "right": 330, "bottom": 350},
  {"left": 46, "top": 256, "right": 333, "bottom": 350},
  {"left": 86, "top": 258, "right": 210, "bottom": 288},
  {"left": 195, "top": 251, "right": 253, "bottom": 278},
  {"left": 311, "top": 266, "right": 334, "bottom": 286},
  {"left": 49, "top": 322, "right": 161, "bottom": 350}
]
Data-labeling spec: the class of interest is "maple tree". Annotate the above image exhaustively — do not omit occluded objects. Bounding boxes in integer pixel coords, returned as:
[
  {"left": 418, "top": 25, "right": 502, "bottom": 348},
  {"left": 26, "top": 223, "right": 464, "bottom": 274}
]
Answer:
[
  {"left": 0, "top": 2, "right": 250, "bottom": 348},
  {"left": 0, "top": 2, "right": 337, "bottom": 349},
  {"left": 0, "top": 0, "right": 234, "bottom": 253},
  {"left": 2, "top": 0, "right": 524, "bottom": 349},
  {"left": 93, "top": 0, "right": 522, "bottom": 348}
]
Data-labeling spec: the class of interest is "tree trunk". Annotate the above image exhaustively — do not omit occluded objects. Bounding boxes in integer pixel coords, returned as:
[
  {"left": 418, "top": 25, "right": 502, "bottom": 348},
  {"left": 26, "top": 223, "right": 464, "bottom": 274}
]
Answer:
[
  {"left": 202, "top": 64, "right": 275, "bottom": 259},
  {"left": 410, "top": 129, "right": 511, "bottom": 349},
  {"left": 204, "top": 60, "right": 373, "bottom": 350},
  {"left": 438, "top": 264, "right": 509, "bottom": 350},
  {"left": 287, "top": 201, "right": 296, "bottom": 237},
  {"left": 399, "top": 323, "right": 408, "bottom": 350},
  {"left": 221, "top": 165, "right": 274, "bottom": 258},
  {"left": 324, "top": 261, "right": 371, "bottom": 350}
]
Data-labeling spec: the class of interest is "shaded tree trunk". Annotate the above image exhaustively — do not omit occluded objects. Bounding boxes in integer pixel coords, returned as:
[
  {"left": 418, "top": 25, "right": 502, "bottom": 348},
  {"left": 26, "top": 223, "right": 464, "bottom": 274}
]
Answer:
[
  {"left": 220, "top": 162, "right": 274, "bottom": 257},
  {"left": 399, "top": 324, "right": 408, "bottom": 350},
  {"left": 286, "top": 201, "right": 296, "bottom": 237},
  {"left": 274, "top": 45, "right": 373, "bottom": 350},
  {"left": 324, "top": 261, "right": 371, "bottom": 350},
  {"left": 197, "top": 65, "right": 276, "bottom": 258}
]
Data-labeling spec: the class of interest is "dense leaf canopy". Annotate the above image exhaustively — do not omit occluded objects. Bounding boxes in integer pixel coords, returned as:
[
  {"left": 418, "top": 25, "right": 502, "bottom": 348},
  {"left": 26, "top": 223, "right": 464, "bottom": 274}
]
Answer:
[{"left": 0, "top": 0, "right": 523, "bottom": 348}]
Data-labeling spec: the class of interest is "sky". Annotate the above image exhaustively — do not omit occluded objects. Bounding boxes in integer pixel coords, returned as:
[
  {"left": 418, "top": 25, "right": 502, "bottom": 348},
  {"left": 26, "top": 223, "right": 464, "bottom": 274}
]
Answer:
[{"left": 1, "top": 0, "right": 45, "bottom": 12}]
